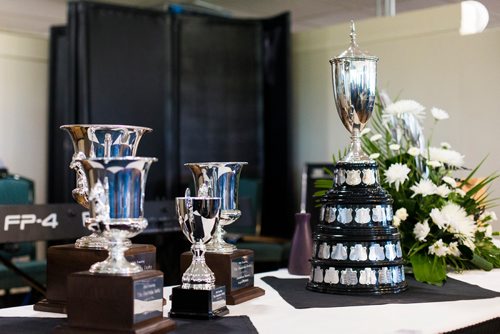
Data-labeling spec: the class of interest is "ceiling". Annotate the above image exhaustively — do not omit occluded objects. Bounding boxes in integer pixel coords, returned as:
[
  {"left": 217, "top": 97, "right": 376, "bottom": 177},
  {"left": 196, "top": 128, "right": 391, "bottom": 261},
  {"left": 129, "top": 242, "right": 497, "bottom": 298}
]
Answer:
[{"left": 0, "top": 0, "right": 499, "bottom": 36}]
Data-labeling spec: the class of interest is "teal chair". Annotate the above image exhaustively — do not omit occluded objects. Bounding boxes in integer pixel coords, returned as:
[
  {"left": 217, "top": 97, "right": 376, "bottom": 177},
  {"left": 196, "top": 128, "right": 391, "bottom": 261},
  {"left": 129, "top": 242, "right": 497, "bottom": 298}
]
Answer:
[
  {"left": 0, "top": 169, "right": 46, "bottom": 305},
  {"left": 226, "top": 178, "right": 290, "bottom": 272}
]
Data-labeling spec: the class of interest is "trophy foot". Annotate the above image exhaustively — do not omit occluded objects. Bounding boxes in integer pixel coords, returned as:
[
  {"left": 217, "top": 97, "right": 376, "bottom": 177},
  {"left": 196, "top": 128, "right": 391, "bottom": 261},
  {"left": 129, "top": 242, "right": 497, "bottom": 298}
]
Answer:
[
  {"left": 74, "top": 234, "right": 108, "bottom": 249},
  {"left": 205, "top": 240, "right": 236, "bottom": 254},
  {"left": 89, "top": 258, "right": 142, "bottom": 275}
]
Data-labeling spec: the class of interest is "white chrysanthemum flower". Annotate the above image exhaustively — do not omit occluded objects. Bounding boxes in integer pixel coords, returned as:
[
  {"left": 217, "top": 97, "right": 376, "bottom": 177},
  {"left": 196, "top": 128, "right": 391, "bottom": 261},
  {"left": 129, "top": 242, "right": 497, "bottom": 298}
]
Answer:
[
  {"left": 436, "top": 185, "right": 451, "bottom": 198},
  {"left": 431, "top": 107, "right": 450, "bottom": 121},
  {"left": 360, "top": 128, "right": 371, "bottom": 136},
  {"left": 407, "top": 147, "right": 420, "bottom": 156},
  {"left": 384, "top": 163, "right": 411, "bottom": 191},
  {"left": 410, "top": 179, "right": 437, "bottom": 197},
  {"left": 428, "top": 147, "right": 465, "bottom": 168},
  {"left": 393, "top": 216, "right": 401, "bottom": 227},
  {"left": 427, "top": 160, "right": 442, "bottom": 168},
  {"left": 461, "top": 237, "right": 476, "bottom": 251},
  {"left": 370, "top": 134, "right": 382, "bottom": 142},
  {"left": 485, "top": 225, "right": 493, "bottom": 238},
  {"left": 428, "top": 239, "right": 448, "bottom": 257},
  {"left": 454, "top": 188, "right": 466, "bottom": 197},
  {"left": 413, "top": 220, "right": 430, "bottom": 241},
  {"left": 389, "top": 144, "right": 401, "bottom": 151},
  {"left": 395, "top": 208, "right": 408, "bottom": 221},
  {"left": 430, "top": 203, "right": 476, "bottom": 238},
  {"left": 383, "top": 100, "right": 426, "bottom": 120},
  {"left": 369, "top": 153, "right": 380, "bottom": 159},
  {"left": 447, "top": 241, "right": 461, "bottom": 257},
  {"left": 479, "top": 211, "right": 498, "bottom": 222},
  {"left": 442, "top": 176, "right": 457, "bottom": 188}
]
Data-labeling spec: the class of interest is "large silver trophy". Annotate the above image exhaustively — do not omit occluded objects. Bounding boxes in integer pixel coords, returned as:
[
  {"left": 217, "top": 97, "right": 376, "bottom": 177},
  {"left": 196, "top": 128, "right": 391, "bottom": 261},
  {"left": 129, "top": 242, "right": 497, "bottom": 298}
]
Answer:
[
  {"left": 307, "top": 22, "right": 407, "bottom": 295},
  {"left": 78, "top": 157, "right": 156, "bottom": 274},
  {"left": 170, "top": 194, "right": 229, "bottom": 319},
  {"left": 61, "top": 124, "right": 151, "bottom": 248},
  {"left": 330, "top": 21, "right": 377, "bottom": 162},
  {"left": 185, "top": 162, "right": 246, "bottom": 253}
]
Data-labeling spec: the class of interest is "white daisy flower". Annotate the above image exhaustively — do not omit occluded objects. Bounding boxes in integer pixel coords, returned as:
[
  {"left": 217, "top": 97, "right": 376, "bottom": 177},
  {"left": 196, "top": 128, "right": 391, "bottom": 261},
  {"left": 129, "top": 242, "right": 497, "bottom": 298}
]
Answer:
[
  {"left": 360, "top": 128, "right": 371, "bottom": 136},
  {"left": 427, "top": 160, "right": 442, "bottom": 168},
  {"left": 428, "top": 147, "right": 465, "bottom": 168},
  {"left": 369, "top": 153, "right": 380, "bottom": 159},
  {"left": 407, "top": 147, "right": 420, "bottom": 156},
  {"left": 384, "top": 163, "right": 411, "bottom": 191},
  {"left": 461, "top": 237, "right": 476, "bottom": 251},
  {"left": 430, "top": 203, "right": 476, "bottom": 238},
  {"left": 370, "top": 134, "right": 382, "bottom": 142},
  {"left": 440, "top": 142, "right": 452, "bottom": 149},
  {"left": 428, "top": 239, "right": 448, "bottom": 257},
  {"left": 431, "top": 107, "right": 450, "bottom": 121},
  {"left": 414, "top": 220, "right": 430, "bottom": 241},
  {"left": 454, "top": 188, "right": 466, "bottom": 197},
  {"left": 389, "top": 144, "right": 401, "bottom": 151},
  {"left": 393, "top": 216, "right": 401, "bottom": 227},
  {"left": 442, "top": 176, "right": 457, "bottom": 188},
  {"left": 383, "top": 100, "right": 426, "bottom": 120},
  {"left": 395, "top": 207, "right": 408, "bottom": 221},
  {"left": 485, "top": 225, "right": 493, "bottom": 238},
  {"left": 447, "top": 241, "right": 461, "bottom": 257},
  {"left": 436, "top": 184, "right": 451, "bottom": 198},
  {"left": 410, "top": 179, "right": 437, "bottom": 197}
]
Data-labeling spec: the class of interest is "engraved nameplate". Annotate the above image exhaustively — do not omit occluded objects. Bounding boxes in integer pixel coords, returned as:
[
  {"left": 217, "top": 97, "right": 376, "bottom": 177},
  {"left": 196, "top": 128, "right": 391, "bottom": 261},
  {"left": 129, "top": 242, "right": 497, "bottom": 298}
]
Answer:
[
  {"left": 126, "top": 252, "right": 155, "bottom": 271},
  {"left": 211, "top": 286, "right": 227, "bottom": 311},
  {"left": 231, "top": 254, "right": 254, "bottom": 291},
  {"left": 133, "top": 276, "right": 163, "bottom": 323}
]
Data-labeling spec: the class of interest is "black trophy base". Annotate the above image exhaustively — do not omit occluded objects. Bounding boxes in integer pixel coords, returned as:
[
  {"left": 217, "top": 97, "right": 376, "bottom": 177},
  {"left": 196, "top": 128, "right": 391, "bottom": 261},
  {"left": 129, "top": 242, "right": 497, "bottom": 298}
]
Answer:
[
  {"left": 53, "top": 317, "right": 176, "bottom": 334},
  {"left": 169, "top": 286, "right": 229, "bottom": 319},
  {"left": 306, "top": 280, "right": 408, "bottom": 295},
  {"left": 57, "top": 270, "right": 175, "bottom": 333},
  {"left": 180, "top": 249, "right": 265, "bottom": 305},
  {"left": 34, "top": 243, "right": 156, "bottom": 314}
]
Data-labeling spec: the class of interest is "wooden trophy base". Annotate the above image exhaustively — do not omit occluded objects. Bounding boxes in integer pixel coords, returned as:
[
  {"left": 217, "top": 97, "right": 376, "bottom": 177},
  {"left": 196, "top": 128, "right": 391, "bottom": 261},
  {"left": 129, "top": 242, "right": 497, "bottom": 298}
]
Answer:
[
  {"left": 35, "top": 243, "right": 156, "bottom": 314},
  {"left": 180, "top": 249, "right": 265, "bottom": 305},
  {"left": 169, "top": 286, "right": 229, "bottom": 319},
  {"left": 53, "top": 270, "right": 175, "bottom": 334}
]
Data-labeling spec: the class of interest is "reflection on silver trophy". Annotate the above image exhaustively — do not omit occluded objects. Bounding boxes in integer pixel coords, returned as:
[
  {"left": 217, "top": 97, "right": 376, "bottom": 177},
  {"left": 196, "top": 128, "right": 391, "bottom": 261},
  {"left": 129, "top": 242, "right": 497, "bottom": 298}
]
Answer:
[
  {"left": 61, "top": 124, "right": 151, "bottom": 248},
  {"left": 176, "top": 194, "right": 221, "bottom": 289},
  {"left": 185, "top": 162, "right": 246, "bottom": 253},
  {"left": 330, "top": 21, "right": 378, "bottom": 163},
  {"left": 77, "top": 157, "right": 156, "bottom": 274}
]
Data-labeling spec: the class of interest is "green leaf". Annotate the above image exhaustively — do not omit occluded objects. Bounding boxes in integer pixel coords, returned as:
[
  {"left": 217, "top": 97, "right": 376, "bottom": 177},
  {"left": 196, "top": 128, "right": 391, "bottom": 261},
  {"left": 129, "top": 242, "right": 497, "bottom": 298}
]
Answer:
[
  {"left": 470, "top": 254, "right": 493, "bottom": 271},
  {"left": 410, "top": 253, "right": 447, "bottom": 285}
]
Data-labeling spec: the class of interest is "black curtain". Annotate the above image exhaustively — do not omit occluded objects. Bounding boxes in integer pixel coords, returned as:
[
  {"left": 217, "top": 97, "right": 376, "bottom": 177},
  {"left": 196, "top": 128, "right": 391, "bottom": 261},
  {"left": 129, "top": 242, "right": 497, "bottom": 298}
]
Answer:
[{"left": 48, "top": 1, "right": 293, "bottom": 237}]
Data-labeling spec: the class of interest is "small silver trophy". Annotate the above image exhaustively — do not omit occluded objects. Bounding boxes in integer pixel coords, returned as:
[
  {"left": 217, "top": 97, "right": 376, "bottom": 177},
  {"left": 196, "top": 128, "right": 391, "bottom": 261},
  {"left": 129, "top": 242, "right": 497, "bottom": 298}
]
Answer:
[
  {"left": 330, "top": 21, "right": 378, "bottom": 163},
  {"left": 61, "top": 124, "right": 151, "bottom": 248},
  {"left": 185, "top": 162, "right": 246, "bottom": 253},
  {"left": 78, "top": 157, "right": 157, "bottom": 274},
  {"left": 177, "top": 195, "right": 220, "bottom": 289},
  {"left": 170, "top": 193, "right": 229, "bottom": 319}
]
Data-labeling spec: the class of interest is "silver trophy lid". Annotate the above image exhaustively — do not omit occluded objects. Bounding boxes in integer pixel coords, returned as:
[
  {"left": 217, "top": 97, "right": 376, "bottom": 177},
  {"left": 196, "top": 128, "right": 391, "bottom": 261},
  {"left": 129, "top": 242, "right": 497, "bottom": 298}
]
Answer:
[{"left": 331, "top": 20, "right": 378, "bottom": 62}]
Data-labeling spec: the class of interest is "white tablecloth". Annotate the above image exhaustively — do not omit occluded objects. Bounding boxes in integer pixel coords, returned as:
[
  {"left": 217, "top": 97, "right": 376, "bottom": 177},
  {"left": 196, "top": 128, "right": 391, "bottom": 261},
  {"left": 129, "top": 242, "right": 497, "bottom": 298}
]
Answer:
[{"left": 1, "top": 269, "right": 499, "bottom": 334}]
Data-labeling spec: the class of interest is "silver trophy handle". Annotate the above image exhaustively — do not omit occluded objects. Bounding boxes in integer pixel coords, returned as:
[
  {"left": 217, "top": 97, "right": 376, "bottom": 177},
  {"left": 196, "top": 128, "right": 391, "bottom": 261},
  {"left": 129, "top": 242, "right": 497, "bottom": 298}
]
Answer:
[{"left": 69, "top": 152, "right": 90, "bottom": 209}]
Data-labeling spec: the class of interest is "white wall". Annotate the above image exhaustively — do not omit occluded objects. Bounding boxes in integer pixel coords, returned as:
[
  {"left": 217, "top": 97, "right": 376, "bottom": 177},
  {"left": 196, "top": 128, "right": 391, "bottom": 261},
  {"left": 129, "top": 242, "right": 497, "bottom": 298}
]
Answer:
[
  {"left": 0, "top": 31, "right": 48, "bottom": 204},
  {"left": 292, "top": 4, "right": 500, "bottom": 229}
]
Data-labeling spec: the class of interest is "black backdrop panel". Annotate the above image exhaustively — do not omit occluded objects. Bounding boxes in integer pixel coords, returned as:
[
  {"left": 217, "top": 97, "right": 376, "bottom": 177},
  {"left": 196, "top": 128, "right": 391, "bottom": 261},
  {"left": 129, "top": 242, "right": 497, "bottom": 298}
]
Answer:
[
  {"left": 51, "top": 1, "right": 292, "bottom": 237},
  {"left": 69, "top": 2, "right": 170, "bottom": 199},
  {"left": 177, "top": 15, "right": 263, "bottom": 183}
]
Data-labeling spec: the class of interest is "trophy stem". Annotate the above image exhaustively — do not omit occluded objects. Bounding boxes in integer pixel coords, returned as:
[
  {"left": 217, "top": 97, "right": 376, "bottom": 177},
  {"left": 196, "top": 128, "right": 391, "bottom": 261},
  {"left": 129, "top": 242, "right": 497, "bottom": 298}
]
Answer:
[
  {"left": 343, "top": 127, "right": 370, "bottom": 162},
  {"left": 89, "top": 238, "right": 142, "bottom": 275},
  {"left": 206, "top": 223, "right": 236, "bottom": 254},
  {"left": 182, "top": 241, "right": 215, "bottom": 290}
]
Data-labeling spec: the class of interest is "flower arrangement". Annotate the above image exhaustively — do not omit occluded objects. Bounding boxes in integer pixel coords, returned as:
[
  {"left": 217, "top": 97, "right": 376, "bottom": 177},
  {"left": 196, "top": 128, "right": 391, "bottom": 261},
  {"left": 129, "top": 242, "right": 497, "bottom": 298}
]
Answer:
[{"left": 316, "top": 93, "right": 500, "bottom": 285}]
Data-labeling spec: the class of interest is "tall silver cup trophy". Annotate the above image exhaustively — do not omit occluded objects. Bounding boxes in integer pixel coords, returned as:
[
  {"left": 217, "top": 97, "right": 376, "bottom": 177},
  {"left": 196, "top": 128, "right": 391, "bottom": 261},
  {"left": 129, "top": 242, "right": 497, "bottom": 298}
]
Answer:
[{"left": 331, "top": 21, "right": 377, "bottom": 162}]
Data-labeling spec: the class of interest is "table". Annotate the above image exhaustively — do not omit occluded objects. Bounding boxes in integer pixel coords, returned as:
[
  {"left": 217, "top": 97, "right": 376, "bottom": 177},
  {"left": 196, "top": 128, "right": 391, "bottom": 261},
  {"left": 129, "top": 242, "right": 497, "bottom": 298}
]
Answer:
[{"left": 0, "top": 269, "right": 499, "bottom": 333}]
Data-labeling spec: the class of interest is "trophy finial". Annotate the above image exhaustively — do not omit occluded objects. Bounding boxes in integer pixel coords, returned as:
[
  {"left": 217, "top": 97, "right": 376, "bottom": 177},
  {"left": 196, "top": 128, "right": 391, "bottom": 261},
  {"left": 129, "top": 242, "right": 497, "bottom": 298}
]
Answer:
[{"left": 350, "top": 20, "right": 357, "bottom": 45}]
